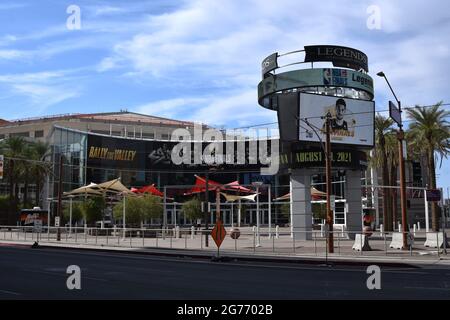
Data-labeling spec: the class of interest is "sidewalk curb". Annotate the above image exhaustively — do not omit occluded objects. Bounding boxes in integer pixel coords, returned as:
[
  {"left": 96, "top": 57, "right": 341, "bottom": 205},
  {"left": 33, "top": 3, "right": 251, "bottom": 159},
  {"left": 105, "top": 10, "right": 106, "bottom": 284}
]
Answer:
[{"left": 4, "top": 240, "right": 427, "bottom": 268}]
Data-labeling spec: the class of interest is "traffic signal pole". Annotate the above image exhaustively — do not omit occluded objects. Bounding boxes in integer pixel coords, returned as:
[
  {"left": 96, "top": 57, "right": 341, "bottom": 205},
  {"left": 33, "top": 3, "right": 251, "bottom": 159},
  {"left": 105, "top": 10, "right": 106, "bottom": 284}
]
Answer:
[{"left": 325, "top": 114, "right": 334, "bottom": 253}]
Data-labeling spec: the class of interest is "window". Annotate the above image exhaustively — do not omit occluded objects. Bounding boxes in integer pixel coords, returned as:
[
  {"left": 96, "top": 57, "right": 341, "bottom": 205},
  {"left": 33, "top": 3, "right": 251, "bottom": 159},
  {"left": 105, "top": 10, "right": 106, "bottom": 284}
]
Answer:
[
  {"left": 35, "top": 130, "right": 44, "bottom": 138},
  {"left": 11, "top": 132, "right": 29, "bottom": 137},
  {"left": 142, "top": 132, "right": 155, "bottom": 139},
  {"left": 161, "top": 134, "right": 169, "bottom": 140}
]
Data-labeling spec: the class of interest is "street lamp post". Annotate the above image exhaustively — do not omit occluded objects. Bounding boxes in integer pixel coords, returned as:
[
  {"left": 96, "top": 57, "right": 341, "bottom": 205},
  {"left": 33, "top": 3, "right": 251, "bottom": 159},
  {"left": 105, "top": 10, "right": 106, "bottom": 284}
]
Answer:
[
  {"left": 252, "top": 181, "right": 263, "bottom": 247},
  {"left": 377, "top": 71, "right": 408, "bottom": 250}
]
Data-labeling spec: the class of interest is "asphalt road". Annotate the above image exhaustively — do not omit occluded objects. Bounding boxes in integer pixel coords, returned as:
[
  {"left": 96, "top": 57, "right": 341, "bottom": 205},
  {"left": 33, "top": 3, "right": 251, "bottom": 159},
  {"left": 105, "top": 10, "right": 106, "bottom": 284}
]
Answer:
[{"left": 1, "top": 245, "right": 450, "bottom": 300}]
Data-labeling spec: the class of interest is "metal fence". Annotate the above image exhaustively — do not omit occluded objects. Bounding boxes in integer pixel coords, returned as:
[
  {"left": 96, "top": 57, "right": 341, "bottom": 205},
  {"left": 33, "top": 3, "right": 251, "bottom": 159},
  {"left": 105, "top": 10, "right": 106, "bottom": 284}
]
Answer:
[{"left": 0, "top": 225, "right": 447, "bottom": 261}]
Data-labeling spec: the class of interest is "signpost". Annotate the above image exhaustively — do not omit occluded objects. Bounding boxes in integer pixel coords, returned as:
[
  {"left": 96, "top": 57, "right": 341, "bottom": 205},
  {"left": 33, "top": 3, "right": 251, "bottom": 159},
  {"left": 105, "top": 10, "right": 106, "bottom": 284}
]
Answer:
[
  {"left": 0, "top": 155, "right": 3, "bottom": 180},
  {"left": 426, "top": 189, "right": 441, "bottom": 202},
  {"left": 389, "top": 101, "right": 402, "bottom": 127},
  {"left": 211, "top": 220, "right": 227, "bottom": 257}
]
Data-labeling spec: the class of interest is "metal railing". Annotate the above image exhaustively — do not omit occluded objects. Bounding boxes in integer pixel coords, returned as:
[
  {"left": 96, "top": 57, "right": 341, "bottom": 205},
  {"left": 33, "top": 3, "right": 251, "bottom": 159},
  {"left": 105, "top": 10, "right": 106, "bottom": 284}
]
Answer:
[{"left": 0, "top": 225, "right": 447, "bottom": 260}]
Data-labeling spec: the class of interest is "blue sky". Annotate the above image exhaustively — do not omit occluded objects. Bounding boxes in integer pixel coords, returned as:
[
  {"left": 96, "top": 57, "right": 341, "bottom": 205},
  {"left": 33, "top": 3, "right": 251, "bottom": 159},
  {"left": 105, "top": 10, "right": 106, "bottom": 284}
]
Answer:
[{"left": 0, "top": 0, "right": 449, "bottom": 190}]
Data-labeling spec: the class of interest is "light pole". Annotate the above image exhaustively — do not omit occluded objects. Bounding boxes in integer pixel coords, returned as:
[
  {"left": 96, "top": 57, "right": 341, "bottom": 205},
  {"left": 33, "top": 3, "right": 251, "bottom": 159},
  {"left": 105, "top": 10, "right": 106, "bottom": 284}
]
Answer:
[
  {"left": 377, "top": 71, "right": 408, "bottom": 250},
  {"left": 252, "top": 181, "right": 263, "bottom": 247}
]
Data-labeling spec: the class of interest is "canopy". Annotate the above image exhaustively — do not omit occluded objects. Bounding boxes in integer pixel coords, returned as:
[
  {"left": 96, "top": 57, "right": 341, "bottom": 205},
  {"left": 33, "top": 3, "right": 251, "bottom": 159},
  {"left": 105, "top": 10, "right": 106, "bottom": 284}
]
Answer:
[
  {"left": 64, "top": 183, "right": 102, "bottom": 197},
  {"left": 184, "top": 175, "right": 224, "bottom": 195},
  {"left": 96, "top": 178, "right": 133, "bottom": 195},
  {"left": 220, "top": 192, "right": 258, "bottom": 202},
  {"left": 184, "top": 175, "right": 256, "bottom": 196},
  {"left": 224, "top": 181, "right": 253, "bottom": 193},
  {"left": 273, "top": 187, "right": 328, "bottom": 201},
  {"left": 131, "top": 184, "right": 164, "bottom": 197}
]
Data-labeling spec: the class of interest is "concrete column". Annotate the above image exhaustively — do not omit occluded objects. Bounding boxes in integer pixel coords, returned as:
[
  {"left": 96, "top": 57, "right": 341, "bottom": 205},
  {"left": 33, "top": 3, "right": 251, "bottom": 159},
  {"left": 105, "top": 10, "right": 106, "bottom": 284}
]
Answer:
[
  {"left": 290, "top": 169, "right": 312, "bottom": 240},
  {"left": 346, "top": 169, "right": 363, "bottom": 239}
]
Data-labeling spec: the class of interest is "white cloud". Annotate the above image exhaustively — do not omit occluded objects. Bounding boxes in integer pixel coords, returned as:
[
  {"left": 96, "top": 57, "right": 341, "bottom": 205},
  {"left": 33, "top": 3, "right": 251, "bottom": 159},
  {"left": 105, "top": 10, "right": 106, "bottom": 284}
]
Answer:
[
  {"left": 11, "top": 84, "right": 80, "bottom": 109},
  {"left": 0, "top": 49, "right": 30, "bottom": 60},
  {"left": 0, "top": 69, "right": 81, "bottom": 110},
  {"left": 134, "top": 90, "right": 277, "bottom": 128}
]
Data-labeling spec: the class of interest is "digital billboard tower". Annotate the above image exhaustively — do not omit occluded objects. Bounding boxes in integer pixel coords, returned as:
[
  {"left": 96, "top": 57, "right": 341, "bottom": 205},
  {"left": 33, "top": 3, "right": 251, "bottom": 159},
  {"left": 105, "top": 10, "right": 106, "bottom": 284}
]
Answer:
[{"left": 258, "top": 45, "right": 375, "bottom": 245}]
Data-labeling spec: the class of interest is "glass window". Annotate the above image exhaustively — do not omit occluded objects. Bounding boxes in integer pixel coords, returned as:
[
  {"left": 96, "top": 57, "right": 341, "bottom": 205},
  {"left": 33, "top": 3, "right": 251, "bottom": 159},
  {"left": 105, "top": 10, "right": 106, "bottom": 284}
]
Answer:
[{"left": 35, "top": 130, "right": 44, "bottom": 138}]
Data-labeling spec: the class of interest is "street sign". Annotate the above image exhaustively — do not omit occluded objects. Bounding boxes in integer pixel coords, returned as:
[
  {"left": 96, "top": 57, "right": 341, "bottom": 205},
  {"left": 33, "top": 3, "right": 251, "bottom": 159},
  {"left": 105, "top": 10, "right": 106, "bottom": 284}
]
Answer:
[
  {"left": 0, "top": 155, "right": 4, "bottom": 180},
  {"left": 330, "top": 195, "right": 336, "bottom": 211},
  {"left": 426, "top": 189, "right": 441, "bottom": 202},
  {"left": 389, "top": 101, "right": 402, "bottom": 127},
  {"left": 34, "top": 220, "right": 43, "bottom": 232},
  {"left": 55, "top": 216, "right": 60, "bottom": 227},
  {"left": 211, "top": 220, "right": 227, "bottom": 248}
]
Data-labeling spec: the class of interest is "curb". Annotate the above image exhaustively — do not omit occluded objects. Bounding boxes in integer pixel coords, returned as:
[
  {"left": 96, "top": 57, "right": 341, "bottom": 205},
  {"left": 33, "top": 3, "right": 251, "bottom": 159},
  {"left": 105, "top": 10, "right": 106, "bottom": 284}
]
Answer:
[{"left": 9, "top": 241, "right": 425, "bottom": 268}]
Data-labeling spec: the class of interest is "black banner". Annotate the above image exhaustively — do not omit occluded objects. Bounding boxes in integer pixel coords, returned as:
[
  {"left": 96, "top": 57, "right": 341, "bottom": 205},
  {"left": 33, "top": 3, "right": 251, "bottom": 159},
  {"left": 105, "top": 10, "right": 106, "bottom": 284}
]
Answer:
[
  {"left": 304, "top": 45, "right": 368, "bottom": 72},
  {"left": 261, "top": 52, "right": 278, "bottom": 76},
  {"left": 86, "top": 134, "right": 269, "bottom": 172},
  {"left": 279, "top": 143, "right": 368, "bottom": 169}
]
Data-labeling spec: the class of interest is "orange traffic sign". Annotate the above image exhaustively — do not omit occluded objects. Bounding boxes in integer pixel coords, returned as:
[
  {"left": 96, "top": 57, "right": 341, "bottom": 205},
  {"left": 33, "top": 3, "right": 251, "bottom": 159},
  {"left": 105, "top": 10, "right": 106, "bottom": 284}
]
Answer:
[{"left": 211, "top": 220, "right": 227, "bottom": 248}]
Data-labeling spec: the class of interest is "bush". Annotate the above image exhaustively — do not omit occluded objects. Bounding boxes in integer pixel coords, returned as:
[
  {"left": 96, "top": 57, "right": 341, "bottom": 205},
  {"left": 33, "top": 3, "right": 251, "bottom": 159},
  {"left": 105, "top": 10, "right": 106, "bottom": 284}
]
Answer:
[
  {"left": 63, "top": 202, "right": 84, "bottom": 224},
  {"left": 113, "top": 195, "right": 163, "bottom": 227},
  {"left": 182, "top": 197, "right": 202, "bottom": 222},
  {"left": 82, "top": 197, "right": 105, "bottom": 226}
]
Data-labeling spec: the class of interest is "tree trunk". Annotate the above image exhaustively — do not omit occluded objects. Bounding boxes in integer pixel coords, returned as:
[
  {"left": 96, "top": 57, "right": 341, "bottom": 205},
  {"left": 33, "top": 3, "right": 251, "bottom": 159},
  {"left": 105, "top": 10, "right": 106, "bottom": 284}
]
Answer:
[
  {"left": 23, "top": 169, "right": 29, "bottom": 208},
  {"left": 428, "top": 148, "right": 439, "bottom": 231},
  {"left": 35, "top": 179, "right": 41, "bottom": 207},
  {"left": 8, "top": 159, "right": 14, "bottom": 224}
]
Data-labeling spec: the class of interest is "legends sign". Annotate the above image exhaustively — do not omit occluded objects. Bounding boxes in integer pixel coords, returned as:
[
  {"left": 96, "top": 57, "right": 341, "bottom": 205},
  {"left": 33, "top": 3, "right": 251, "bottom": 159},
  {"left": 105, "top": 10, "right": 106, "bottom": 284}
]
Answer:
[{"left": 304, "top": 45, "right": 369, "bottom": 72}]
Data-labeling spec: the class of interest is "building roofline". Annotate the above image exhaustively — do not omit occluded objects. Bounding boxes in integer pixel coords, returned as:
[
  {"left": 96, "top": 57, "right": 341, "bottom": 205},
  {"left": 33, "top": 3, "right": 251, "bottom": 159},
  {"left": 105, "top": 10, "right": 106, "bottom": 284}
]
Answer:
[{"left": 0, "top": 110, "right": 204, "bottom": 128}]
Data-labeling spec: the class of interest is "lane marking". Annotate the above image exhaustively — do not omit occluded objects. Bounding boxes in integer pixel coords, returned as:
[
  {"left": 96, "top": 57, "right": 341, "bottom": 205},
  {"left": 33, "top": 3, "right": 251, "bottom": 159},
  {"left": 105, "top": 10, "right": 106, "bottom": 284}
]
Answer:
[{"left": 0, "top": 289, "right": 21, "bottom": 296}]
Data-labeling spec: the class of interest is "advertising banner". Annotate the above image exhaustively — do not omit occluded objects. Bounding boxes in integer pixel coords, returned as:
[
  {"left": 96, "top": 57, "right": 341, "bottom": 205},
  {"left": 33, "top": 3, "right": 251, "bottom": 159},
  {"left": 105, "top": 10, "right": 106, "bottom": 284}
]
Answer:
[
  {"left": 258, "top": 68, "right": 374, "bottom": 107},
  {"left": 299, "top": 93, "right": 374, "bottom": 147}
]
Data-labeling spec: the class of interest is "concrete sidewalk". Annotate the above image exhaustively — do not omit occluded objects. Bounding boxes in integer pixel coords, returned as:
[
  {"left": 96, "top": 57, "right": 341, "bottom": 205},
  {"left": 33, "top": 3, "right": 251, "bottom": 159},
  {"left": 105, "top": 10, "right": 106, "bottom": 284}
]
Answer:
[{"left": 1, "top": 236, "right": 449, "bottom": 268}]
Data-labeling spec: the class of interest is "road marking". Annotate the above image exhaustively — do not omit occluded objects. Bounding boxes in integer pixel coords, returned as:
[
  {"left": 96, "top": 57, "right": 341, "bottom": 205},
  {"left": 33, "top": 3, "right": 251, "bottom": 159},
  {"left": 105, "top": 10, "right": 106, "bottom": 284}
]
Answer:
[{"left": 0, "top": 289, "right": 21, "bottom": 296}]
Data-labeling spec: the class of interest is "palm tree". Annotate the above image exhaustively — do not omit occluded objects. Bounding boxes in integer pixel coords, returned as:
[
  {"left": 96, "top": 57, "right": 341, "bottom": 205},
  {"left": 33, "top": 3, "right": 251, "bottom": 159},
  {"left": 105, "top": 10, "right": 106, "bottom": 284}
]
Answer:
[
  {"left": 385, "top": 132, "right": 399, "bottom": 229},
  {"left": 30, "top": 141, "right": 50, "bottom": 207},
  {"left": 371, "top": 115, "right": 395, "bottom": 231},
  {"left": 0, "top": 136, "right": 27, "bottom": 223},
  {"left": 406, "top": 102, "right": 450, "bottom": 231}
]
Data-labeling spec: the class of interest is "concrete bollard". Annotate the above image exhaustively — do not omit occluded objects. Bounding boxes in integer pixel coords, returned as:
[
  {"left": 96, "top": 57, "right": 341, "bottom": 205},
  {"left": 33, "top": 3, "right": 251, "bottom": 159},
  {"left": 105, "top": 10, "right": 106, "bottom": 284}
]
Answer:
[
  {"left": 191, "top": 226, "right": 195, "bottom": 239},
  {"left": 252, "top": 226, "right": 256, "bottom": 233},
  {"left": 175, "top": 226, "right": 180, "bottom": 238},
  {"left": 418, "top": 222, "right": 421, "bottom": 231},
  {"left": 380, "top": 224, "right": 384, "bottom": 237},
  {"left": 275, "top": 225, "right": 279, "bottom": 239},
  {"left": 413, "top": 224, "right": 417, "bottom": 237},
  {"left": 398, "top": 224, "right": 402, "bottom": 233},
  {"left": 320, "top": 224, "right": 325, "bottom": 238}
]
